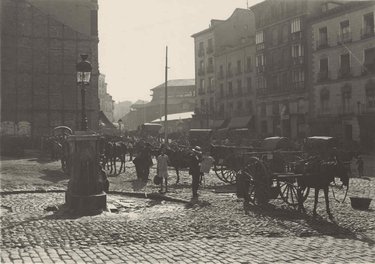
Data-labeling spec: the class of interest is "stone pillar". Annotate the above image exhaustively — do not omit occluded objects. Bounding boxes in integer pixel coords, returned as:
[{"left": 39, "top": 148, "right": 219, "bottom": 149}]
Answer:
[{"left": 65, "top": 131, "right": 106, "bottom": 214}]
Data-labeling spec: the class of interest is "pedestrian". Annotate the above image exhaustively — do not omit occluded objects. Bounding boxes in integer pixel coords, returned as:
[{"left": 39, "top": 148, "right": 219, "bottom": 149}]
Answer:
[
  {"left": 357, "top": 155, "right": 364, "bottom": 178},
  {"left": 157, "top": 147, "right": 170, "bottom": 193},
  {"left": 200, "top": 151, "right": 215, "bottom": 187},
  {"left": 189, "top": 146, "right": 202, "bottom": 199},
  {"left": 140, "top": 142, "right": 153, "bottom": 181}
]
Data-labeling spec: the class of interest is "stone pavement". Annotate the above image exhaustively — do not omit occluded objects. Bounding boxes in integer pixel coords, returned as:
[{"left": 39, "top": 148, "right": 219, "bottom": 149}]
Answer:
[{"left": 1, "top": 157, "right": 375, "bottom": 263}]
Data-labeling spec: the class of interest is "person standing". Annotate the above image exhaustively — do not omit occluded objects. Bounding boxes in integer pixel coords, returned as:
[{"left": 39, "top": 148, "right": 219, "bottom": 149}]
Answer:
[
  {"left": 189, "top": 146, "right": 202, "bottom": 198},
  {"left": 140, "top": 142, "right": 153, "bottom": 181},
  {"left": 157, "top": 148, "right": 170, "bottom": 193}
]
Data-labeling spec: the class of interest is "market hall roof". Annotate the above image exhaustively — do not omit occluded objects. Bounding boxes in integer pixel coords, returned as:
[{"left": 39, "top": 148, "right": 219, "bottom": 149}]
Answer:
[{"left": 151, "top": 79, "right": 195, "bottom": 90}]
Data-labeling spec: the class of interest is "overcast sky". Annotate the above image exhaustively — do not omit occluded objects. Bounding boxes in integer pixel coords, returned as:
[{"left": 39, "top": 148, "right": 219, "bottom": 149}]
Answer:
[{"left": 98, "top": 0, "right": 262, "bottom": 103}]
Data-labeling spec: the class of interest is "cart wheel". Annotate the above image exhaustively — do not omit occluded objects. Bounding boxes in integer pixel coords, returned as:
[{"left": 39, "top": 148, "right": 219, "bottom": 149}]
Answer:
[
  {"left": 277, "top": 178, "right": 309, "bottom": 207},
  {"left": 242, "top": 157, "right": 270, "bottom": 205},
  {"left": 213, "top": 155, "right": 237, "bottom": 184}
]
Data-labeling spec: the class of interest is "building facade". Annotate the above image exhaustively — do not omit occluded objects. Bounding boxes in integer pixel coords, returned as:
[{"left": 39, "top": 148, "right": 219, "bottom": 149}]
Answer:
[
  {"left": 310, "top": 1, "right": 375, "bottom": 150},
  {"left": 250, "top": 0, "right": 323, "bottom": 139},
  {"left": 123, "top": 79, "right": 195, "bottom": 131},
  {"left": 192, "top": 9, "right": 256, "bottom": 129},
  {"left": 1, "top": 0, "right": 100, "bottom": 139},
  {"left": 98, "top": 74, "right": 114, "bottom": 122}
]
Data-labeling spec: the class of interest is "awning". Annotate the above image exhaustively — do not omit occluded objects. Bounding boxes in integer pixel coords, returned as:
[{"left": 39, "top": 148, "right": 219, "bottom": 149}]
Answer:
[
  {"left": 151, "top": 111, "right": 194, "bottom": 123},
  {"left": 99, "top": 111, "right": 116, "bottom": 129},
  {"left": 228, "top": 115, "right": 253, "bottom": 129},
  {"left": 212, "top": 119, "right": 225, "bottom": 129}
]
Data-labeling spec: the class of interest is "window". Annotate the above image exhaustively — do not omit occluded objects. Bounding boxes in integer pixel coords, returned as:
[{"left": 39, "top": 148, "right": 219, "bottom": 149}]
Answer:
[
  {"left": 227, "top": 62, "right": 232, "bottom": 75},
  {"left": 237, "top": 80, "right": 242, "bottom": 95},
  {"left": 228, "top": 102, "right": 233, "bottom": 113},
  {"left": 261, "top": 103, "right": 267, "bottom": 116},
  {"left": 246, "top": 57, "right": 252, "bottom": 72},
  {"left": 220, "top": 104, "right": 224, "bottom": 114},
  {"left": 236, "top": 60, "right": 242, "bottom": 74},
  {"left": 198, "top": 42, "right": 204, "bottom": 56},
  {"left": 281, "top": 72, "right": 288, "bottom": 89},
  {"left": 340, "top": 53, "right": 350, "bottom": 76},
  {"left": 248, "top": 100, "right": 253, "bottom": 114},
  {"left": 256, "top": 31, "right": 264, "bottom": 44},
  {"left": 261, "top": 120, "right": 267, "bottom": 134},
  {"left": 219, "top": 65, "right": 224, "bottom": 78},
  {"left": 340, "top": 20, "right": 350, "bottom": 35},
  {"left": 291, "top": 18, "right": 301, "bottom": 33},
  {"left": 318, "top": 27, "right": 328, "bottom": 47},
  {"left": 237, "top": 101, "right": 243, "bottom": 112},
  {"left": 291, "top": 44, "right": 303, "bottom": 57},
  {"left": 364, "top": 48, "right": 375, "bottom": 66},
  {"left": 366, "top": 80, "right": 375, "bottom": 108},
  {"left": 362, "top": 12, "right": 374, "bottom": 38},
  {"left": 199, "top": 60, "right": 204, "bottom": 70},
  {"left": 272, "top": 101, "right": 279, "bottom": 115},
  {"left": 208, "top": 57, "right": 213, "bottom": 66},
  {"left": 272, "top": 28, "right": 278, "bottom": 46},
  {"left": 200, "top": 79, "right": 205, "bottom": 93},
  {"left": 282, "top": 24, "right": 289, "bottom": 43},
  {"left": 319, "top": 58, "right": 329, "bottom": 81},
  {"left": 342, "top": 84, "right": 352, "bottom": 113},
  {"left": 220, "top": 83, "right": 224, "bottom": 98},
  {"left": 292, "top": 70, "right": 304, "bottom": 83},
  {"left": 209, "top": 97, "right": 214, "bottom": 111},
  {"left": 207, "top": 39, "right": 213, "bottom": 53},
  {"left": 200, "top": 99, "right": 205, "bottom": 109},
  {"left": 257, "top": 76, "right": 267, "bottom": 89},
  {"left": 256, "top": 54, "right": 265, "bottom": 72},
  {"left": 228, "top": 82, "right": 233, "bottom": 96},
  {"left": 271, "top": 75, "right": 279, "bottom": 89},
  {"left": 247, "top": 77, "right": 252, "bottom": 92},
  {"left": 208, "top": 77, "right": 213, "bottom": 91},
  {"left": 320, "top": 88, "right": 330, "bottom": 112}
]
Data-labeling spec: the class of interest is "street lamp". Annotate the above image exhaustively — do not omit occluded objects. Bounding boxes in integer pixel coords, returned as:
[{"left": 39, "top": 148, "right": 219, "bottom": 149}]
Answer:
[
  {"left": 76, "top": 54, "right": 92, "bottom": 131},
  {"left": 118, "top": 119, "right": 123, "bottom": 134}
]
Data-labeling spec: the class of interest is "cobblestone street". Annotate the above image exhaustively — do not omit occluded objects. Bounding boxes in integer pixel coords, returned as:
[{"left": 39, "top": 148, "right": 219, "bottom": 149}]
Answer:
[{"left": 1, "top": 157, "right": 375, "bottom": 263}]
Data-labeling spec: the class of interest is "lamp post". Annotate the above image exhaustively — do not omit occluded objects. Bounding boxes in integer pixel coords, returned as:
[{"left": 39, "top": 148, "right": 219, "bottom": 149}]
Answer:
[
  {"left": 76, "top": 54, "right": 92, "bottom": 131},
  {"left": 118, "top": 119, "right": 123, "bottom": 135},
  {"left": 65, "top": 54, "right": 106, "bottom": 215}
]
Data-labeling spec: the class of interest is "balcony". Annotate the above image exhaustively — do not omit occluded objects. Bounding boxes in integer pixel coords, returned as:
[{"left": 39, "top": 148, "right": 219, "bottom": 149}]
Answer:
[
  {"left": 291, "top": 31, "right": 302, "bottom": 41},
  {"left": 338, "top": 67, "right": 352, "bottom": 79},
  {"left": 292, "top": 56, "right": 304, "bottom": 66},
  {"left": 256, "top": 43, "right": 265, "bottom": 51},
  {"left": 361, "top": 64, "right": 375, "bottom": 75},
  {"left": 317, "top": 71, "right": 330, "bottom": 82},
  {"left": 198, "top": 68, "right": 205, "bottom": 76},
  {"left": 256, "top": 65, "right": 265, "bottom": 74},
  {"left": 317, "top": 108, "right": 331, "bottom": 116},
  {"left": 256, "top": 88, "right": 267, "bottom": 97},
  {"left": 337, "top": 32, "right": 352, "bottom": 44},
  {"left": 361, "top": 27, "right": 375, "bottom": 39},
  {"left": 316, "top": 39, "right": 329, "bottom": 50},
  {"left": 337, "top": 103, "right": 355, "bottom": 115},
  {"left": 217, "top": 72, "right": 224, "bottom": 80},
  {"left": 206, "top": 65, "right": 214, "bottom": 73},
  {"left": 198, "top": 89, "right": 205, "bottom": 95},
  {"left": 206, "top": 46, "right": 213, "bottom": 54},
  {"left": 198, "top": 48, "right": 205, "bottom": 57},
  {"left": 291, "top": 81, "right": 305, "bottom": 90}
]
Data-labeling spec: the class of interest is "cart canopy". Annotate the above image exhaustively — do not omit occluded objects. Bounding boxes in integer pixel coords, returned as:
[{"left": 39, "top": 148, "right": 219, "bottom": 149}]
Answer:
[{"left": 261, "top": 137, "right": 291, "bottom": 151}]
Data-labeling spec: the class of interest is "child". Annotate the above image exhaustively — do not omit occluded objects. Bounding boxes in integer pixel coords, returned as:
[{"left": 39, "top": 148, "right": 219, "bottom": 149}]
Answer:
[
  {"left": 157, "top": 148, "right": 170, "bottom": 193},
  {"left": 200, "top": 151, "right": 215, "bottom": 187}
]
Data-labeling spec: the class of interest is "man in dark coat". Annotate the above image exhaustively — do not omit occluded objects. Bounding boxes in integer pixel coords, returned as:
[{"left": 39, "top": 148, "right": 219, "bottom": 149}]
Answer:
[{"left": 189, "top": 146, "right": 202, "bottom": 198}]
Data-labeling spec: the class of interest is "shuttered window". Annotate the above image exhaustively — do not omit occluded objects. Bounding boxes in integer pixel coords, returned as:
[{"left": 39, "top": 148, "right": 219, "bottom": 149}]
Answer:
[
  {"left": 291, "top": 18, "right": 301, "bottom": 33},
  {"left": 256, "top": 31, "right": 264, "bottom": 44}
]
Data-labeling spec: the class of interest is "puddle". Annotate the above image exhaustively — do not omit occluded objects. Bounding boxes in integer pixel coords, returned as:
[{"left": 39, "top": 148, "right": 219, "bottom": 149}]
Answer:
[{"left": 107, "top": 195, "right": 186, "bottom": 220}]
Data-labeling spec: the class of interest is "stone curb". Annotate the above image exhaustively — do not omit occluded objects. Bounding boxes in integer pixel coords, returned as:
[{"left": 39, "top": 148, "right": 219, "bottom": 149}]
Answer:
[{"left": 0, "top": 189, "right": 190, "bottom": 204}]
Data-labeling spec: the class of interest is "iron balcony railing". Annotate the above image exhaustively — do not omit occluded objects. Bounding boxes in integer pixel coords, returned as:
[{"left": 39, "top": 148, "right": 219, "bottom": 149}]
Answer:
[
  {"left": 337, "top": 31, "right": 352, "bottom": 44},
  {"left": 256, "top": 43, "right": 265, "bottom": 51},
  {"left": 317, "top": 71, "right": 330, "bottom": 82},
  {"left": 338, "top": 67, "right": 352, "bottom": 79},
  {"left": 198, "top": 68, "right": 205, "bottom": 76},
  {"left": 361, "top": 27, "right": 375, "bottom": 39},
  {"left": 292, "top": 56, "right": 304, "bottom": 66},
  {"left": 256, "top": 65, "right": 265, "bottom": 74},
  {"left": 316, "top": 39, "right": 329, "bottom": 50}
]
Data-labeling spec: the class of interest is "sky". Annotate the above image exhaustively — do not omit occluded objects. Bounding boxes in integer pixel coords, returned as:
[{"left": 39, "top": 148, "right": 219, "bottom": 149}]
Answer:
[{"left": 98, "top": 0, "right": 262, "bottom": 103}]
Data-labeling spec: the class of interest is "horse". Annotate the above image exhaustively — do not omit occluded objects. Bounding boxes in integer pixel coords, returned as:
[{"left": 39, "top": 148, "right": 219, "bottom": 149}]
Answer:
[
  {"left": 165, "top": 145, "right": 192, "bottom": 184},
  {"left": 295, "top": 156, "right": 349, "bottom": 218}
]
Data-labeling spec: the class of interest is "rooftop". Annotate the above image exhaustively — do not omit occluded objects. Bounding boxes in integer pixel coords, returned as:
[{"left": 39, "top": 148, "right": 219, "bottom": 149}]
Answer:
[{"left": 151, "top": 79, "right": 195, "bottom": 90}]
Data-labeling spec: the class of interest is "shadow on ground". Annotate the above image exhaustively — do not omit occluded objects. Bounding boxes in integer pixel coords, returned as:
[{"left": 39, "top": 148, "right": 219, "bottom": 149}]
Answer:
[{"left": 40, "top": 169, "right": 69, "bottom": 183}]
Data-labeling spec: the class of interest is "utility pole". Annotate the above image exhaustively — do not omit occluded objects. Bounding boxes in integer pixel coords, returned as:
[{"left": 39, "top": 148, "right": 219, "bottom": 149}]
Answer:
[{"left": 164, "top": 46, "right": 168, "bottom": 144}]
